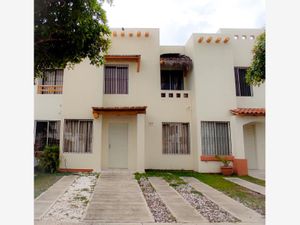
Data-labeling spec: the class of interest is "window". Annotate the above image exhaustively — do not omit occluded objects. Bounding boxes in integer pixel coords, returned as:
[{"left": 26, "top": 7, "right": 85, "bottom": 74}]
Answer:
[
  {"left": 161, "top": 70, "right": 184, "bottom": 90},
  {"left": 34, "top": 121, "right": 60, "bottom": 151},
  {"left": 40, "top": 69, "right": 64, "bottom": 94},
  {"left": 234, "top": 67, "right": 252, "bottom": 96},
  {"left": 201, "top": 121, "right": 231, "bottom": 155},
  {"left": 104, "top": 65, "right": 128, "bottom": 94},
  {"left": 162, "top": 123, "right": 190, "bottom": 154},
  {"left": 63, "top": 120, "right": 93, "bottom": 153},
  {"left": 42, "top": 69, "right": 64, "bottom": 85}
]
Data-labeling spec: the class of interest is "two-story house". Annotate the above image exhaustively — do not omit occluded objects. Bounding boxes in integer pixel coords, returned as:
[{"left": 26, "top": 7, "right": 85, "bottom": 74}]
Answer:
[{"left": 34, "top": 28, "right": 265, "bottom": 175}]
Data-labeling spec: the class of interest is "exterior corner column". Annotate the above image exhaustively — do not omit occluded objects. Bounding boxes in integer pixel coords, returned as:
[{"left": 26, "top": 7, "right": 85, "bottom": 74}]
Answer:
[
  {"left": 93, "top": 115, "right": 103, "bottom": 172},
  {"left": 231, "top": 116, "right": 245, "bottom": 159},
  {"left": 231, "top": 116, "right": 248, "bottom": 176},
  {"left": 136, "top": 113, "right": 146, "bottom": 172}
]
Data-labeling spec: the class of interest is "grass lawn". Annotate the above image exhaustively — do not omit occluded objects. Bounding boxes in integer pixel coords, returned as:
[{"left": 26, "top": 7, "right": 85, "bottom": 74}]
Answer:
[
  {"left": 137, "top": 170, "right": 265, "bottom": 215},
  {"left": 237, "top": 175, "right": 265, "bottom": 186},
  {"left": 34, "top": 172, "right": 68, "bottom": 198}
]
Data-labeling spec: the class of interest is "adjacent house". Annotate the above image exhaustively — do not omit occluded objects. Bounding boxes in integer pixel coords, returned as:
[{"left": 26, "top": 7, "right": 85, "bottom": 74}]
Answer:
[{"left": 34, "top": 28, "right": 265, "bottom": 174}]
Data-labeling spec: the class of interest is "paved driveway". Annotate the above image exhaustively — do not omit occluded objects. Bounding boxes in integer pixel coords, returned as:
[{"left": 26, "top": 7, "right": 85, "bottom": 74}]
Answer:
[
  {"left": 249, "top": 169, "right": 265, "bottom": 180},
  {"left": 83, "top": 170, "right": 154, "bottom": 223}
]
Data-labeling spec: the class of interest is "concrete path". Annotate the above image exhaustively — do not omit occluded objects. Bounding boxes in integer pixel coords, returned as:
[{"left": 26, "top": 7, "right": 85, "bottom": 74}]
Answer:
[
  {"left": 224, "top": 177, "right": 265, "bottom": 195},
  {"left": 182, "top": 177, "right": 265, "bottom": 223},
  {"left": 34, "top": 175, "right": 77, "bottom": 220},
  {"left": 149, "top": 177, "right": 207, "bottom": 223},
  {"left": 35, "top": 221, "right": 265, "bottom": 225},
  {"left": 249, "top": 169, "right": 265, "bottom": 180},
  {"left": 83, "top": 170, "right": 154, "bottom": 223}
]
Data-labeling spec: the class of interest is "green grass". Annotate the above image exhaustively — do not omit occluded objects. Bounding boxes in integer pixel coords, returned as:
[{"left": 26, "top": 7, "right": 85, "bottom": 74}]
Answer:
[
  {"left": 34, "top": 172, "right": 71, "bottom": 198},
  {"left": 135, "top": 170, "right": 186, "bottom": 185},
  {"left": 237, "top": 175, "right": 265, "bottom": 186},
  {"left": 142, "top": 170, "right": 265, "bottom": 215}
]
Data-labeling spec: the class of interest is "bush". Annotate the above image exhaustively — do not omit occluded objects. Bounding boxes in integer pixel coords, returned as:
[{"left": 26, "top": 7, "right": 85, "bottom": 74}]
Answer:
[{"left": 39, "top": 145, "right": 60, "bottom": 173}]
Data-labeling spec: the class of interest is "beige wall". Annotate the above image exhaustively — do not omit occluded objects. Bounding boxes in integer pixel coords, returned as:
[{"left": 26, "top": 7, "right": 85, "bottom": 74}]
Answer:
[
  {"left": 34, "top": 86, "right": 63, "bottom": 120},
  {"left": 59, "top": 118, "right": 102, "bottom": 172},
  {"left": 34, "top": 28, "right": 265, "bottom": 173}
]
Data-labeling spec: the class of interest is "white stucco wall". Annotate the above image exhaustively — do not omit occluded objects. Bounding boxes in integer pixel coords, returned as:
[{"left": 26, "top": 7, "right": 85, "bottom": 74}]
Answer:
[
  {"left": 34, "top": 27, "right": 265, "bottom": 173},
  {"left": 34, "top": 85, "right": 63, "bottom": 120}
]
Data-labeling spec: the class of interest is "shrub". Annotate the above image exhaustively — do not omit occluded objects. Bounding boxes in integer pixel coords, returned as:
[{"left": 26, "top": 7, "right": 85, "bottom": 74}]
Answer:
[{"left": 39, "top": 145, "right": 60, "bottom": 173}]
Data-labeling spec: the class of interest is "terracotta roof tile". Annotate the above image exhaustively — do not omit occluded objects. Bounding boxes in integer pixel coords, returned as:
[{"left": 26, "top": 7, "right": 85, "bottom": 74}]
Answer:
[{"left": 230, "top": 108, "right": 265, "bottom": 116}]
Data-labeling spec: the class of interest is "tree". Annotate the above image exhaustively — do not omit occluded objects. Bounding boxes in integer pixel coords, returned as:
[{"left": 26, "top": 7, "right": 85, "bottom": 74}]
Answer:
[
  {"left": 246, "top": 32, "right": 265, "bottom": 86},
  {"left": 34, "top": 0, "right": 112, "bottom": 77}
]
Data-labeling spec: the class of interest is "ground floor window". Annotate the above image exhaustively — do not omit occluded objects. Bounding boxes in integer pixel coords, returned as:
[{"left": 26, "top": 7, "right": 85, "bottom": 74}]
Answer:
[
  {"left": 162, "top": 122, "right": 190, "bottom": 154},
  {"left": 63, "top": 120, "right": 93, "bottom": 153},
  {"left": 201, "top": 121, "right": 231, "bottom": 155},
  {"left": 34, "top": 121, "right": 60, "bottom": 151}
]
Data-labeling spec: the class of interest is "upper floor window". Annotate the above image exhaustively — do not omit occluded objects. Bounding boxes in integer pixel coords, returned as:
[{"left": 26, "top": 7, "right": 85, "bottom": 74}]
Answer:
[
  {"left": 161, "top": 70, "right": 184, "bottom": 90},
  {"left": 162, "top": 122, "right": 190, "bottom": 154},
  {"left": 38, "top": 69, "right": 63, "bottom": 94},
  {"left": 234, "top": 67, "right": 252, "bottom": 96},
  {"left": 104, "top": 65, "right": 128, "bottom": 94}
]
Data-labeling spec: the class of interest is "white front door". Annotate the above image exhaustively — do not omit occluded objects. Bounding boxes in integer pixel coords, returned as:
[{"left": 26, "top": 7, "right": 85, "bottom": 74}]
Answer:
[{"left": 108, "top": 123, "right": 128, "bottom": 168}]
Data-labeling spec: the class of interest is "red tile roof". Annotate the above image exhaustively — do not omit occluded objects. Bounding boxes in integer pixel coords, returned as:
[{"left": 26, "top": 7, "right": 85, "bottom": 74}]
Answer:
[{"left": 230, "top": 108, "right": 265, "bottom": 116}]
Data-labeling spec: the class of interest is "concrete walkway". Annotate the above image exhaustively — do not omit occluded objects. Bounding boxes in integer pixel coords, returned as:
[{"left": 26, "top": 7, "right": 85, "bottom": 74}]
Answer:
[
  {"left": 35, "top": 221, "right": 265, "bottom": 225},
  {"left": 182, "top": 177, "right": 265, "bottom": 223},
  {"left": 149, "top": 177, "right": 207, "bottom": 223},
  {"left": 34, "top": 175, "right": 77, "bottom": 220},
  {"left": 83, "top": 170, "right": 154, "bottom": 223},
  {"left": 224, "top": 177, "right": 265, "bottom": 195},
  {"left": 249, "top": 169, "right": 265, "bottom": 180}
]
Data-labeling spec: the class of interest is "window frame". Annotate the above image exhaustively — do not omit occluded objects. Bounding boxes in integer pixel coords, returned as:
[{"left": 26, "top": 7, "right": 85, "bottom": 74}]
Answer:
[
  {"left": 162, "top": 122, "right": 190, "bottom": 155},
  {"left": 104, "top": 64, "right": 129, "bottom": 94},
  {"left": 42, "top": 69, "right": 64, "bottom": 86},
  {"left": 34, "top": 120, "right": 61, "bottom": 151},
  {"left": 234, "top": 67, "right": 253, "bottom": 97},
  {"left": 160, "top": 69, "right": 184, "bottom": 90},
  {"left": 201, "top": 121, "right": 232, "bottom": 156},
  {"left": 63, "top": 119, "right": 93, "bottom": 153}
]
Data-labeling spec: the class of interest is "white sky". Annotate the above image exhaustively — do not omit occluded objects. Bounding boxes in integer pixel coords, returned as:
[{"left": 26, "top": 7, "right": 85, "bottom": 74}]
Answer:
[{"left": 103, "top": 0, "right": 265, "bottom": 45}]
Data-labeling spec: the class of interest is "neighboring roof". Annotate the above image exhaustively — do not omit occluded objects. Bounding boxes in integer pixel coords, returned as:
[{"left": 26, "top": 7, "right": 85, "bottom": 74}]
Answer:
[
  {"left": 230, "top": 108, "right": 265, "bottom": 116},
  {"left": 92, "top": 106, "right": 147, "bottom": 117},
  {"left": 160, "top": 53, "right": 193, "bottom": 73}
]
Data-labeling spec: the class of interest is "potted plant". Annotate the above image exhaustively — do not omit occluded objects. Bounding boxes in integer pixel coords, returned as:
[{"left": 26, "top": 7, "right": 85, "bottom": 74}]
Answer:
[{"left": 215, "top": 155, "right": 234, "bottom": 176}]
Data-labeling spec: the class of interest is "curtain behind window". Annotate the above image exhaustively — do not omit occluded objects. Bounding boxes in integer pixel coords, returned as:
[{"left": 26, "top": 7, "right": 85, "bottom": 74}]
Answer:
[
  {"left": 104, "top": 65, "right": 128, "bottom": 94},
  {"left": 64, "top": 120, "right": 93, "bottom": 153},
  {"left": 162, "top": 123, "right": 189, "bottom": 154},
  {"left": 201, "top": 121, "right": 231, "bottom": 155}
]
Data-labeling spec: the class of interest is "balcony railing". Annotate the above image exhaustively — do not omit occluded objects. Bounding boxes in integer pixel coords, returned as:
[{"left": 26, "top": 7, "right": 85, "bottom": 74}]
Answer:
[
  {"left": 37, "top": 85, "right": 63, "bottom": 94},
  {"left": 161, "top": 90, "right": 190, "bottom": 99}
]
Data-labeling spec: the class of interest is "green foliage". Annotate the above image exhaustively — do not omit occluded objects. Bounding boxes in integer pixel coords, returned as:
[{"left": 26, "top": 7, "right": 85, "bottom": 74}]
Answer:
[
  {"left": 134, "top": 172, "right": 147, "bottom": 181},
  {"left": 34, "top": 172, "right": 64, "bottom": 198},
  {"left": 34, "top": 0, "right": 113, "bottom": 77},
  {"left": 215, "top": 155, "right": 232, "bottom": 167},
  {"left": 246, "top": 32, "right": 265, "bottom": 86},
  {"left": 39, "top": 145, "right": 60, "bottom": 173},
  {"left": 237, "top": 175, "right": 265, "bottom": 187}
]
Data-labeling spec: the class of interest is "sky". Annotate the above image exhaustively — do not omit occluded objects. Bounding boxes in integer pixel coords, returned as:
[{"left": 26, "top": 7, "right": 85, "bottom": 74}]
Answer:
[{"left": 103, "top": 0, "right": 265, "bottom": 45}]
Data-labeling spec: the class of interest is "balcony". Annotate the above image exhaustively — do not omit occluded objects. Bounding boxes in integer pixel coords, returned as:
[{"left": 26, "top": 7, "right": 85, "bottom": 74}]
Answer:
[
  {"left": 161, "top": 90, "right": 190, "bottom": 99},
  {"left": 37, "top": 85, "right": 63, "bottom": 94}
]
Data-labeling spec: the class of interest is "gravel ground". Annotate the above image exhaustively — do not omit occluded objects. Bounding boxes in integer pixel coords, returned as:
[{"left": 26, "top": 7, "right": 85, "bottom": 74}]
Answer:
[
  {"left": 173, "top": 183, "right": 240, "bottom": 223},
  {"left": 43, "top": 173, "right": 98, "bottom": 222},
  {"left": 138, "top": 177, "right": 176, "bottom": 223}
]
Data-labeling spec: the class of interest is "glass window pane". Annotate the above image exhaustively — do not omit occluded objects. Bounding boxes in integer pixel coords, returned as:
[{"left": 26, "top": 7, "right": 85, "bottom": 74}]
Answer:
[{"left": 35, "top": 122, "right": 48, "bottom": 151}]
